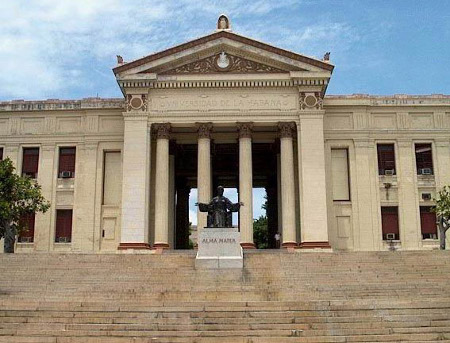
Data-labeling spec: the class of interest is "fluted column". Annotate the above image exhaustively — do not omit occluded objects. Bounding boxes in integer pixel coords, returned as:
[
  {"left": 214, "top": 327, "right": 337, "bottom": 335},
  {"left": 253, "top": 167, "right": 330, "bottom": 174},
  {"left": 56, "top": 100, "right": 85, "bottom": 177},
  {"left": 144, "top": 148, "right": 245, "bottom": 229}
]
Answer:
[
  {"left": 278, "top": 122, "right": 297, "bottom": 247},
  {"left": 238, "top": 123, "right": 254, "bottom": 248},
  {"left": 197, "top": 123, "right": 213, "bottom": 232},
  {"left": 153, "top": 123, "right": 171, "bottom": 249}
]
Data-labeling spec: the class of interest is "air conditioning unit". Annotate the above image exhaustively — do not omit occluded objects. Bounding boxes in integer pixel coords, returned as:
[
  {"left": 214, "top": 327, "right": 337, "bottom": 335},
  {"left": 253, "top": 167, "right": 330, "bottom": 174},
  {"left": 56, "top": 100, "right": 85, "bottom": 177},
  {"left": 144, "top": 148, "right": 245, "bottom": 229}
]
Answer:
[
  {"left": 60, "top": 171, "right": 72, "bottom": 178},
  {"left": 420, "top": 168, "right": 432, "bottom": 175},
  {"left": 386, "top": 233, "right": 397, "bottom": 240},
  {"left": 56, "top": 237, "right": 71, "bottom": 243},
  {"left": 384, "top": 169, "right": 395, "bottom": 176},
  {"left": 22, "top": 172, "right": 36, "bottom": 178},
  {"left": 421, "top": 193, "right": 432, "bottom": 201}
]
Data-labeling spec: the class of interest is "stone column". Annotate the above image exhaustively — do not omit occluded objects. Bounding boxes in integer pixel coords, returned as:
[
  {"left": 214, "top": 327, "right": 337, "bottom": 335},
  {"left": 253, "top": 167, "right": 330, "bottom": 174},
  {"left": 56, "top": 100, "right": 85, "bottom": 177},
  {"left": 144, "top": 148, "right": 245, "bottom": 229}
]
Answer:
[
  {"left": 278, "top": 122, "right": 297, "bottom": 248},
  {"left": 119, "top": 112, "right": 151, "bottom": 250},
  {"left": 297, "top": 114, "right": 331, "bottom": 249},
  {"left": 197, "top": 123, "right": 213, "bottom": 232},
  {"left": 397, "top": 139, "right": 421, "bottom": 249},
  {"left": 238, "top": 123, "right": 254, "bottom": 248},
  {"left": 153, "top": 123, "right": 171, "bottom": 249}
]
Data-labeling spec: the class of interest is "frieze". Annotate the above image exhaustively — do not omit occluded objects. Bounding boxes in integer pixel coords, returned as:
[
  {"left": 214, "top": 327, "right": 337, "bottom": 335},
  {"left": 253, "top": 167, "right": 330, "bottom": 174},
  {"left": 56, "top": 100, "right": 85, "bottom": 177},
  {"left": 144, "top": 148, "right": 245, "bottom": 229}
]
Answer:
[
  {"left": 149, "top": 93, "right": 297, "bottom": 112},
  {"left": 159, "top": 52, "right": 286, "bottom": 75}
]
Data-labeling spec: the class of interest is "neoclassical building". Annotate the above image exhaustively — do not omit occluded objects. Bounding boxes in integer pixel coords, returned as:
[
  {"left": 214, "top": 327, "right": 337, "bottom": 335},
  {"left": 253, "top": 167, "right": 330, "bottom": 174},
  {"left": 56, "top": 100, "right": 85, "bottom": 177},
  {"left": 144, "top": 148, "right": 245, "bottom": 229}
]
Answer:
[{"left": 1, "top": 16, "right": 449, "bottom": 253}]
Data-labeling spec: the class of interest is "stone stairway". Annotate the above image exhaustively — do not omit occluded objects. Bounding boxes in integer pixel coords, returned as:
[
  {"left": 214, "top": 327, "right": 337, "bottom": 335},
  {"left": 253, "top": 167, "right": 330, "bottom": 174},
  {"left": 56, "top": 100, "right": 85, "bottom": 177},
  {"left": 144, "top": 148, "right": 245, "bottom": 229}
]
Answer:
[{"left": 0, "top": 250, "right": 450, "bottom": 342}]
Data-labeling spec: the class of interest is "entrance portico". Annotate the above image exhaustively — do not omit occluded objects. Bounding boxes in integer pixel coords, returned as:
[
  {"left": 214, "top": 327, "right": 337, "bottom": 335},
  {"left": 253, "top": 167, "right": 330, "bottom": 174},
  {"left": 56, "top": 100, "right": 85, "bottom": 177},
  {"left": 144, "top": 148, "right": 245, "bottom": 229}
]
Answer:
[{"left": 115, "top": 16, "right": 333, "bottom": 251}]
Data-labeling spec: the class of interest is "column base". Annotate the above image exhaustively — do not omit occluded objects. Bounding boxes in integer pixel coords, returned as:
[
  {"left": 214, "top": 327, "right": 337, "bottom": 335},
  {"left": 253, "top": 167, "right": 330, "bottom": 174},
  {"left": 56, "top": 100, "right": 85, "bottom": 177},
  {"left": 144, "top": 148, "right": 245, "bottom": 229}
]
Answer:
[
  {"left": 240, "top": 242, "right": 256, "bottom": 249},
  {"left": 298, "top": 241, "right": 331, "bottom": 249},
  {"left": 281, "top": 242, "right": 298, "bottom": 248},
  {"left": 118, "top": 243, "right": 151, "bottom": 250},
  {"left": 153, "top": 243, "right": 170, "bottom": 250}
]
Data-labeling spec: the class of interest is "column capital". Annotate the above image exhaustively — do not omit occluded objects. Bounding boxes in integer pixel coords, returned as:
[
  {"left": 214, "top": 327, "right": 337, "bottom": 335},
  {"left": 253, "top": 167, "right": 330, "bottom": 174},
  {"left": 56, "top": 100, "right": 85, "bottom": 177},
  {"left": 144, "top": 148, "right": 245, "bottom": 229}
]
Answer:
[
  {"left": 237, "top": 122, "right": 253, "bottom": 139},
  {"left": 278, "top": 122, "right": 296, "bottom": 138},
  {"left": 196, "top": 122, "right": 213, "bottom": 139},
  {"left": 153, "top": 123, "right": 171, "bottom": 139}
]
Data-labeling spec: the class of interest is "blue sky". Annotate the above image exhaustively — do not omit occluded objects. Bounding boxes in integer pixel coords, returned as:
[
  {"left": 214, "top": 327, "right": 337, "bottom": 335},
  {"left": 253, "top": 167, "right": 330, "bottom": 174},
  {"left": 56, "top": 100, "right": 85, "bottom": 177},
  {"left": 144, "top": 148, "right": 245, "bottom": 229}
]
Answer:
[
  {"left": 1, "top": 0, "right": 449, "bottom": 100},
  {"left": 1, "top": 0, "right": 449, "bottom": 224}
]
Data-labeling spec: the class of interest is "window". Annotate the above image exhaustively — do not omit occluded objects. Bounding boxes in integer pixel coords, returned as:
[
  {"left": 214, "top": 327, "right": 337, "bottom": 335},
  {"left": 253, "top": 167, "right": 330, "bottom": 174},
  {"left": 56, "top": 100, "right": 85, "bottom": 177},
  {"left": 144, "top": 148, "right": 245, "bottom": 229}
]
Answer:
[
  {"left": 415, "top": 143, "right": 433, "bottom": 175},
  {"left": 420, "top": 206, "right": 437, "bottom": 239},
  {"left": 381, "top": 206, "right": 399, "bottom": 240},
  {"left": 22, "top": 147, "right": 39, "bottom": 178},
  {"left": 0, "top": 147, "right": 3, "bottom": 160},
  {"left": 331, "top": 148, "right": 350, "bottom": 201},
  {"left": 17, "top": 213, "right": 35, "bottom": 243},
  {"left": 377, "top": 144, "right": 396, "bottom": 175},
  {"left": 58, "top": 147, "right": 76, "bottom": 178},
  {"left": 55, "top": 210, "right": 73, "bottom": 243}
]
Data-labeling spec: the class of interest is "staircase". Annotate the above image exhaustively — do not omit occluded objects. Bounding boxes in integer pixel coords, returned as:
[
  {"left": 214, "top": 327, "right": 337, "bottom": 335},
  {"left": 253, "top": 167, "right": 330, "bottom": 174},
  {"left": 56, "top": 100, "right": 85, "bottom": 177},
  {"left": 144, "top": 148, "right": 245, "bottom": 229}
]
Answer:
[{"left": 1, "top": 250, "right": 450, "bottom": 342}]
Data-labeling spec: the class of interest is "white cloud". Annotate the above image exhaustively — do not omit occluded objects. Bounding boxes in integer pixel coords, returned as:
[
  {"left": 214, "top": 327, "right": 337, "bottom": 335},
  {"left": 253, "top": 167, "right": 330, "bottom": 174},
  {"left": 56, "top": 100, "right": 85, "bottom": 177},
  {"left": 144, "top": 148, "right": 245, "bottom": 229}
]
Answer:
[{"left": 0, "top": 0, "right": 365, "bottom": 99}]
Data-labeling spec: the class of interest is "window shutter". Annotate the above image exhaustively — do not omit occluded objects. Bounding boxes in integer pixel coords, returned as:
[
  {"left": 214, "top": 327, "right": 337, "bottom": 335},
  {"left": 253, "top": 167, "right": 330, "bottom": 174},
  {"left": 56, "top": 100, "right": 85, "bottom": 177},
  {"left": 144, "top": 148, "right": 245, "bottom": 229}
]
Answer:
[{"left": 58, "top": 147, "right": 76, "bottom": 175}]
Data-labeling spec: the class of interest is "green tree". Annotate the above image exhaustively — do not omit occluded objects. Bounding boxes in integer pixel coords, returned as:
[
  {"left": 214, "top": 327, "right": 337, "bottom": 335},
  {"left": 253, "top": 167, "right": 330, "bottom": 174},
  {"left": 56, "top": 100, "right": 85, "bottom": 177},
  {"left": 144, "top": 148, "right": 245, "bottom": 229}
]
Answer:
[
  {"left": 434, "top": 185, "right": 450, "bottom": 250},
  {"left": 253, "top": 215, "right": 268, "bottom": 249},
  {"left": 253, "top": 193, "right": 269, "bottom": 249},
  {"left": 0, "top": 157, "right": 50, "bottom": 253}
]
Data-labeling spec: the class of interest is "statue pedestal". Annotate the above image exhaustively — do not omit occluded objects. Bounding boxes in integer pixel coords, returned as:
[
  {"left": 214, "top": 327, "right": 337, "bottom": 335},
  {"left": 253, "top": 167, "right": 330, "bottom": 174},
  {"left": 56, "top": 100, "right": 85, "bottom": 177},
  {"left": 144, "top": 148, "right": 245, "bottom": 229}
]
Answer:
[{"left": 195, "top": 227, "right": 243, "bottom": 269}]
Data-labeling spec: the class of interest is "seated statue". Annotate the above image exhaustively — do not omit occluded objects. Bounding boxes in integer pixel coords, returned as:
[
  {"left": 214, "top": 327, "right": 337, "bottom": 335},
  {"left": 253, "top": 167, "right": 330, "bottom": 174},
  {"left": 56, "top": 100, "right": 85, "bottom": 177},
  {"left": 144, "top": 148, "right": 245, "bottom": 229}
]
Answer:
[{"left": 196, "top": 186, "right": 243, "bottom": 228}]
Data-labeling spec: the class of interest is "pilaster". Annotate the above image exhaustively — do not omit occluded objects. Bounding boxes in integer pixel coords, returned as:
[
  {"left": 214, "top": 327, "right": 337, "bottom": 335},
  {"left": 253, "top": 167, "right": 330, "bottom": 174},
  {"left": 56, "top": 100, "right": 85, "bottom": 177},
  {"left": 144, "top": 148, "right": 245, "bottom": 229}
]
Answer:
[
  {"left": 297, "top": 111, "right": 331, "bottom": 249},
  {"left": 34, "top": 144, "right": 56, "bottom": 252},
  {"left": 119, "top": 111, "right": 151, "bottom": 250},
  {"left": 397, "top": 139, "right": 421, "bottom": 249},
  {"left": 72, "top": 142, "right": 98, "bottom": 252},
  {"left": 353, "top": 139, "right": 381, "bottom": 251}
]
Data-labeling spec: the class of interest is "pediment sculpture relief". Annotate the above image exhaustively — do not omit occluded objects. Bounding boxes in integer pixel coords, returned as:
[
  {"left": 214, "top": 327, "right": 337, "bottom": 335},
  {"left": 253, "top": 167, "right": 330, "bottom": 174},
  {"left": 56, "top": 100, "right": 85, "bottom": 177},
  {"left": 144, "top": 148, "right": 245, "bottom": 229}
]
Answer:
[{"left": 159, "top": 52, "right": 286, "bottom": 74}]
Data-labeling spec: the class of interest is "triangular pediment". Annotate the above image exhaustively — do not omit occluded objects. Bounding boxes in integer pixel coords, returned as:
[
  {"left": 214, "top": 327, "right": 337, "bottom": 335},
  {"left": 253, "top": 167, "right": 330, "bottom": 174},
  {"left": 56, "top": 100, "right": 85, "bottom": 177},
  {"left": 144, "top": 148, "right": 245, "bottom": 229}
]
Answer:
[{"left": 113, "top": 31, "right": 334, "bottom": 78}]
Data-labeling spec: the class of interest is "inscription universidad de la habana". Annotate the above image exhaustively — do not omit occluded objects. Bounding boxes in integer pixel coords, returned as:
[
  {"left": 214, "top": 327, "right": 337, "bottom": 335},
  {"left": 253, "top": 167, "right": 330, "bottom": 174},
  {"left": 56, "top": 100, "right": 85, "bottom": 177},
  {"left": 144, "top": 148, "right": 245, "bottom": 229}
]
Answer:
[{"left": 150, "top": 94, "right": 296, "bottom": 111}]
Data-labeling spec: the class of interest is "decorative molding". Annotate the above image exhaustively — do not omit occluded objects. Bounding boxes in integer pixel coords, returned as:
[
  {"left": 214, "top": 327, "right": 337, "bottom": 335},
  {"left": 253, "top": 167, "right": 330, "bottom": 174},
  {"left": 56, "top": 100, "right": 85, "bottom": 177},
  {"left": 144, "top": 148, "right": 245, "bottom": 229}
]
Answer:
[
  {"left": 299, "top": 92, "right": 323, "bottom": 110},
  {"left": 196, "top": 122, "right": 213, "bottom": 139},
  {"left": 118, "top": 243, "right": 151, "bottom": 250},
  {"left": 278, "top": 122, "right": 296, "bottom": 138},
  {"left": 160, "top": 52, "right": 286, "bottom": 75},
  {"left": 298, "top": 241, "right": 331, "bottom": 249},
  {"left": 154, "top": 123, "right": 171, "bottom": 139},
  {"left": 237, "top": 122, "right": 253, "bottom": 138},
  {"left": 86, "top": 115, "right": 99, "bottom": 133},
  {"left": 126, "top": 94, "right": 148, "bottom": 112}
]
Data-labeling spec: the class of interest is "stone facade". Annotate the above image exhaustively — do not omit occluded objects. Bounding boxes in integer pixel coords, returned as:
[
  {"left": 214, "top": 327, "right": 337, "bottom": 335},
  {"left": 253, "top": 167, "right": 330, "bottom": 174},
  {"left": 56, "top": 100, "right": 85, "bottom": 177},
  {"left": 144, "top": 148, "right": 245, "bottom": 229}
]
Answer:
[{"left": 1, "top": 19, "right": 449, "bottom": 253}]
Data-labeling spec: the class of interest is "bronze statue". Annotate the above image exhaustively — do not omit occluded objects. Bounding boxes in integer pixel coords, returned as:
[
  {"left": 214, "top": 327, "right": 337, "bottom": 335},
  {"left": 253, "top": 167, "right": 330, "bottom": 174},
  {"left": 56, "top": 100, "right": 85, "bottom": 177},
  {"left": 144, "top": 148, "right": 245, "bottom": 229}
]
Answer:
[{"left": 196, "top": 186, "right": 243, "bottom": 228}]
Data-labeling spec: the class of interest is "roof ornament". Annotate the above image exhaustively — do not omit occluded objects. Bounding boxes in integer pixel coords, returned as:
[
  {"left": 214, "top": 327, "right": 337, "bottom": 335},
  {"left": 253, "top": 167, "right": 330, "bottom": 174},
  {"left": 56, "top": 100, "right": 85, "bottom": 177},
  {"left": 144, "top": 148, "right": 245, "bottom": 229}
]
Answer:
[
  {"left": 217, "top": 14, "right": 231, "bottom": 31},
  {"left": 116, "top": 55, "right": 124, "bottom": 65},
  {"left": 323, "top": 52, "right": 330, "bottom": 62}
]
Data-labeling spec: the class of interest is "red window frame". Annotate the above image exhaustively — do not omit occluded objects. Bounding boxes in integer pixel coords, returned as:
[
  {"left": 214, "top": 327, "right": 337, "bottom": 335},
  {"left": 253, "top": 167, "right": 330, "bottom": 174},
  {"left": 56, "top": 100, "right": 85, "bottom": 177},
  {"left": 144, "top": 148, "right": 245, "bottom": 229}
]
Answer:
[
  {"left": 381, "top": 206, "right": 399, "bottom": 240},
  {"left": 377, "top": 144, "right": 396, "bottom": 175},
  {"left": 55, "top": 210, "right": 73, "bottom": 243},
  {"left": 58, "top": 147, "right": 76, "bottom": 177},
  {"left": 415, "top": 143, "right": 433, "bottom": 175},
  {"left": 18, "top": 213, "right": 35, "bottom": 243},
  {"left": 22, "top": 147, "right": 39, "bottom": 178},
  {"left": 420, "top": 206, "right": 437, "bottom": 239}
]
